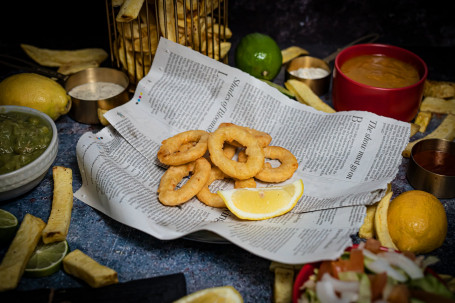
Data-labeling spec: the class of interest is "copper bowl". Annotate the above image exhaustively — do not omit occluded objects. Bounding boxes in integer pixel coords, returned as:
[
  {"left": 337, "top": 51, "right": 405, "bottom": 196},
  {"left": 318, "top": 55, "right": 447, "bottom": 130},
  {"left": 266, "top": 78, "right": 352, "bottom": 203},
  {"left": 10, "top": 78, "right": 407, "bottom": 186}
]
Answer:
[
  {"left": 407, "top": 138, "right": 455, "bottom": 199},
  {"left": 285, "top": 56, "right": 331, "bottom": 96}
]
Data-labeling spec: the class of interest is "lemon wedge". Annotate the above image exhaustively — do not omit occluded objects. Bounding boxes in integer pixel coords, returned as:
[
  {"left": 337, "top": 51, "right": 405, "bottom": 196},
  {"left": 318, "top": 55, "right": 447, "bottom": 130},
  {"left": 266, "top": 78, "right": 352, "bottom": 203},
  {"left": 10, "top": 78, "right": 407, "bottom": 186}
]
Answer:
[
  {"left": 218, "top": 179, "right": 303, "bottom": 220},
  {"left": 174, "top": 286, "right": 243, "bottom": 303}
]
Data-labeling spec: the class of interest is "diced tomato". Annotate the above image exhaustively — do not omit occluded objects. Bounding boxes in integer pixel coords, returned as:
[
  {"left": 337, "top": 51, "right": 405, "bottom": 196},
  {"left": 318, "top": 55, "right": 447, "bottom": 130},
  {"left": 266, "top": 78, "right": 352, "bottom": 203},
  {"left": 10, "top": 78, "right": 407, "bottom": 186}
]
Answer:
[
  {"left": 364, "top": 238, "right": 382, "bottom": 253},
  {"left": 402, "top": 251, "right": 416, "bottom": 261},
  {"left": 330, "top": 249, "right": 364, "bottom": 278},
  {"left": 369, "top": 272, "right": 387, "bottom": 301},
  {"left": 317, "top": 261, "right": 333, "bottom": 281},
  {"left": 387, "top": 284, "right": 410, "bottom": 303}
]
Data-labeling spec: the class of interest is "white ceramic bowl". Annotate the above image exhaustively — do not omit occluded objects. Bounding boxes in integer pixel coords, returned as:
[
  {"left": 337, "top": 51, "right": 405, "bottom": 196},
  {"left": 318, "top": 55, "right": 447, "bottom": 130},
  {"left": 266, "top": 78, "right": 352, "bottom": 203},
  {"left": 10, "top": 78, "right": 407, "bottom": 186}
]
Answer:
[{"left": 0, "top": 105, "right": 58, "bottom": 201}]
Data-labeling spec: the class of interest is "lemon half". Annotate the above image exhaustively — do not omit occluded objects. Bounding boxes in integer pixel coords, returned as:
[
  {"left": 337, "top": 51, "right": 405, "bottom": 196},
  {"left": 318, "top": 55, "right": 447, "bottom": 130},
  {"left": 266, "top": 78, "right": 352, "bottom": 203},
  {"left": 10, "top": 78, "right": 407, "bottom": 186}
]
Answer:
[
  {"left": 218, "top": 179, "right": 303, "bottom": 220},
  {"left": 173, "top": 286, "right": 243, "bottom": 303}
]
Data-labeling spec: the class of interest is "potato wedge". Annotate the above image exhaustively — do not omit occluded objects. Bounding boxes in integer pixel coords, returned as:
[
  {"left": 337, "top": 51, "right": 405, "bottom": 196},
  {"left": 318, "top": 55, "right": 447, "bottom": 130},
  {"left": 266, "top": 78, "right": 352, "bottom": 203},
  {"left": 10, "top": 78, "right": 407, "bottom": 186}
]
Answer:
[
  {"left": 0, "top": 214, "right": 46, "bottom": 291},
  {"left": 285, "top": 79, "right": 336, "bottom": 113},
  {"left": 424, "top": 80, "right": 455, "bottom": 99},
  {"left": 42, "top": 166, "right": 73, "bottom": 244},
  {"left": 420, "top": 97, "right": 455, "bottom": 115},
  {"left": 63, "top": 249, "right": 118, "bottom": 288},
  {"left": 21, "top": 44, "right": 108, "bottom": 68},
  {"left": 281, "top": 46, "right": 309, "bottom": 64},
  {"left": 410, "top": 123, "right": 421, "bottom": 137},
  {"left": 414, "top": 111, "right": 432, "bottom": 133},
  {"left": 273, "top": 267, "right": 294, "bottom": 303},
  {"left": 116, "top": 0, "right": 145, "bottom": 22},
  {"left": 359, "top": 203, "right": 378, "bottom": 239},
  {"left": 374, "top": 191, "right": 398, "bottom": 250},
  {"left": 403, "top": 114, "right": 455, "bottom": 157},
  {"left": 98, "top": 108, "right": 110, "bottom": 126}
]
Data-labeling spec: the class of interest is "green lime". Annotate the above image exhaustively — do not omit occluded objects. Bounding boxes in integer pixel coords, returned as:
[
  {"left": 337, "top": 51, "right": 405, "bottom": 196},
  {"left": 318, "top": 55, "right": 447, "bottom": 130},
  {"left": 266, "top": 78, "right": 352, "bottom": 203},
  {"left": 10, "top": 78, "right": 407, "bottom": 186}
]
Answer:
[
  {"left": 261, "top": 79, "right": 295, "bottom": 99},
  {"left": 235, "top": 33, "right": 283, "bottom": 81},
  {"left": 0, "top": 209, "right": 18, "bottom": 244},
  {"left": 24, "top": 240, "right": 69, "bottom": 278}
]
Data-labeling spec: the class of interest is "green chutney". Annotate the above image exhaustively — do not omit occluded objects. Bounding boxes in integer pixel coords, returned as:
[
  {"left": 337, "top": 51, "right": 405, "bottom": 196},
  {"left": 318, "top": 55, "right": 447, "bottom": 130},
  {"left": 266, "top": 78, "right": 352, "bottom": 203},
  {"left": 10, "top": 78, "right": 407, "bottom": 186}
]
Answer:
[{"left": 0, "top": 111, "right": 53, "bottom": 175}]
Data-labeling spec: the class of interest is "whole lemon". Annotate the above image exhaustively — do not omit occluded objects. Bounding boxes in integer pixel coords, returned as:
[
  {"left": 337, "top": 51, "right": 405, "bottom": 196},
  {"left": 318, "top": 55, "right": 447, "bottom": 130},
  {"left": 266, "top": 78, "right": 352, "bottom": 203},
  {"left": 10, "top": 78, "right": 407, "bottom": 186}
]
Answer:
[
  {"left": 0, "top": 73, "right": 71, "bottom": 120},
  {"left": 235, "top": 33, "right": 282, "bottom": 81},
  {"left": 387, "top": 190, "right": 447, "bottom": 254}
]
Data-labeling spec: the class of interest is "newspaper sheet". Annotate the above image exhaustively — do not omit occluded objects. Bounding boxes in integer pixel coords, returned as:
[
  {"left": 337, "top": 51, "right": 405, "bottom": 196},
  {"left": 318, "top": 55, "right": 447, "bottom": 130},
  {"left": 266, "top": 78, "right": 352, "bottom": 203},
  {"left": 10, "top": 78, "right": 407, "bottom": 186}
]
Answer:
[{"left": 74, "top": 38, "right": 410, "bottom": 264}]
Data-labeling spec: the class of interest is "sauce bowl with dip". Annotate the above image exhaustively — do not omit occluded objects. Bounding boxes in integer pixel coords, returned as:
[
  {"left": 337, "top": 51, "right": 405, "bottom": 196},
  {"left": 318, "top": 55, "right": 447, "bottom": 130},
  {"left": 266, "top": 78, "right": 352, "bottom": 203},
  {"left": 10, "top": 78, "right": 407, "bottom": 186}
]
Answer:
[
  {"left": 332, "top": 43, "right": 428, "bottom": 121},
  {"left": 66, "top": 67, "right": 130, "bottom": 124},
  {"left": 407, "top": 139, "right": 455, "bottom": 199},
  {"left": 0, "top": 105, "right": 58, "bottom": 201}
]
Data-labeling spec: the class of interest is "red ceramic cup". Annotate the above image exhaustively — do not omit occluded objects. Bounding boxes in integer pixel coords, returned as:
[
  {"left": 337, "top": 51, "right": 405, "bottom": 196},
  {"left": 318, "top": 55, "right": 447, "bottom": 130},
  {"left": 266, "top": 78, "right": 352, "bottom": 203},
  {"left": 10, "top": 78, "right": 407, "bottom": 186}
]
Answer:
[{"left": 332, "top": 44, "right": 428, "bottom": 122}]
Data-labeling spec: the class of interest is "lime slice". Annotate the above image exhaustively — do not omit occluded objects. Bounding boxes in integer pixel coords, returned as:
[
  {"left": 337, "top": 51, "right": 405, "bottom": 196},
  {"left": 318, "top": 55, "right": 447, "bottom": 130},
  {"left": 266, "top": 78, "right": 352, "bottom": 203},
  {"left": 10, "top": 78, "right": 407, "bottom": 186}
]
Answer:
[
  {"left": 0, "top": 209, "right": 18, "bottom": 244},
  {"left": 261, "top": 79, "right": 295, "bottom": 99},
  {"left": 24, "top": 240, "right": 69, "bottom": 278}
]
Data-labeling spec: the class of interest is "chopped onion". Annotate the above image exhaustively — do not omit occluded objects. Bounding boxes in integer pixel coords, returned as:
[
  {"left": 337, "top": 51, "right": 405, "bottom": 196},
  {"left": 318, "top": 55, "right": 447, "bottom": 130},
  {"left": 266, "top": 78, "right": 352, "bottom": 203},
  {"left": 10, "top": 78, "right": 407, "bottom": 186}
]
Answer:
[
  {"left": 315, "top": 273, "right": 360, "bottom": 303},
  {"left": 316, "top": 279, "right": 351, "bottom": 303},
  {"left": 367, "top": 258, "right": 407, "bottom": 282},
  {"left": 378, "top": 251, "right": 424, "bottom": 279}
]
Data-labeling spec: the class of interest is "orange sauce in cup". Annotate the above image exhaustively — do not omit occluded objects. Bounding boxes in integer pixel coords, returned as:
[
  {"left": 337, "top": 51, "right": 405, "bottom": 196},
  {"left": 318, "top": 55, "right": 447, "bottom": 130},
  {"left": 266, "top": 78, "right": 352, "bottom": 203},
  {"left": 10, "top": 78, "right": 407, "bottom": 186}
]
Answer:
[{"left": 340, "top": 54, "right": 420, "bottom": 88}]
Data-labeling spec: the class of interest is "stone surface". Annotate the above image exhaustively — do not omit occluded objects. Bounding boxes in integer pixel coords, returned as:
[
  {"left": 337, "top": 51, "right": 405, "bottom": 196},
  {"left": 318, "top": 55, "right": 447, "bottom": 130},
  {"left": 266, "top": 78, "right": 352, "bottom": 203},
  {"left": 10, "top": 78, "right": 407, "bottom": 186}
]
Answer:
[{"left": 0, "top": 1, "right": 454, "bottom": 301}]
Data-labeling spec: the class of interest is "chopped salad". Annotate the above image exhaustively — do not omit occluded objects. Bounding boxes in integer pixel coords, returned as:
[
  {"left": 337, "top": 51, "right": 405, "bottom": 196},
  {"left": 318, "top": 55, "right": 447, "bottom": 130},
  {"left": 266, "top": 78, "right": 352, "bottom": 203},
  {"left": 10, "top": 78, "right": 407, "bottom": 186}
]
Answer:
[{"left": 297, "top": 239, "right": 454, "bottom": 303}]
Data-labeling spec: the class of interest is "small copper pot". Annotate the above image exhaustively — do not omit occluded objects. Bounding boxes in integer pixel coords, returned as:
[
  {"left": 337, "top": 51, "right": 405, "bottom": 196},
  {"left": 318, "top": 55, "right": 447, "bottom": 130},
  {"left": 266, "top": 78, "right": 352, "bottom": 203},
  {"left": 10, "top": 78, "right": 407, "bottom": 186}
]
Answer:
[
  {"left": 66, "top": 67, "right": 130, "bottom": 124},
  {"left": 407, "top": 138, "right": 455, "bottom": 199}
]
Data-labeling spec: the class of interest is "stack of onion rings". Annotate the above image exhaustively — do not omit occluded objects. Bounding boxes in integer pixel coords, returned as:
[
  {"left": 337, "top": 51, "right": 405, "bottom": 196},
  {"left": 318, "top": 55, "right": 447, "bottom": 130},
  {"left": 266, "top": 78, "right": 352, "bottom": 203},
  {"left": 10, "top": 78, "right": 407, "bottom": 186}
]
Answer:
[{"left": 156, "top": 123, "right": 299, "bottom": 208}]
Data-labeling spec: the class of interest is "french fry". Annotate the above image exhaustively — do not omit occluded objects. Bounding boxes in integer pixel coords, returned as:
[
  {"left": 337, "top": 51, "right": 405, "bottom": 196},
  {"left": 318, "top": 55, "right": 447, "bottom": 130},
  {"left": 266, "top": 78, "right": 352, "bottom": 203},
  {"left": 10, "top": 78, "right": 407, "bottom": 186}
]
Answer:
[
  {"left": 21, "top": 44, "right": 108, "bottom": 68},
  {"left": 374, "top": 191, "right": 398, "bottom": 250},
  {"left": 281, "top": 46, "right": 309, "bottom": 64},
  {"left": 98, "top": 108, "right": 110, "bottom": 126},
  {"left": 42, "top": 166, "right": 73, "bottom": 244},
  {"left": 63, "top": 249, "right": 118, "bottom": 288},
  {"left": 269, "top": 262, "right": 303, "bottom": 303},
  {"left": 424, "top": 80, "right": 455, "bottom": 99},
  {"left": 116, "top": 0, "right": 145, "bottom": 22},
  {"left": 420, "top": 97, "right": 455, "bottom": 115},
  {"left": 410, "top": 123, "right": 420, "bottom": 137},
  {"left": 414, "top": 111, "right": 432, "bottom": 133},
  {"left": 285, "top": 79, "right": 336, "bottom": 113},
  {"left": 359, "top": 202, "right": 378, "bottom": 239},
  {"left": 402, "top": 114, "right": 455, "bottom": 157},
  {"left": 0, "top": 214, "right": 46, "bottom": 291},
  {"left": 273, "top": 267, "right": 294, "bottom": 303}
]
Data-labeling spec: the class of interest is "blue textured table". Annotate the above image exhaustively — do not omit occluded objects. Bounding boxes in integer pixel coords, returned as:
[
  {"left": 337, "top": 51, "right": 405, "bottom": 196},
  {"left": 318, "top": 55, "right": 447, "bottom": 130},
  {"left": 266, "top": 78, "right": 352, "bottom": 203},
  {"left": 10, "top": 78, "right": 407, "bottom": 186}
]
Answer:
[{"left": 1, "top": 1, "right": 455, "bottom": 301}]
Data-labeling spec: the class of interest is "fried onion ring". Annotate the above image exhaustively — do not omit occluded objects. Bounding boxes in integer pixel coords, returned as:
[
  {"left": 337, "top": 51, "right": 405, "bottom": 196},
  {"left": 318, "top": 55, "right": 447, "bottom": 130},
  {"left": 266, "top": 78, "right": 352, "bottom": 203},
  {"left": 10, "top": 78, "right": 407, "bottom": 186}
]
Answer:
[
  {"left": 218, "top": 123, "right": 272, "bottom": 148},
  {"left": 158, "top": 157, "right": 211, "bottom": 206},
  {"left": 234, "top": 149, "right": 257, "bottom": 189},
  {"left": 255, "top": 146, "right": 298, "bottom": 183},
  {"left": 157, "top": 130, "right": 209, "bottom": 166},
  {"left": 196, "top": 166, "right": 228, "bottom": 208},
  {"left": 208, "top": 125, "right": 264, "bottom": 180}
]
